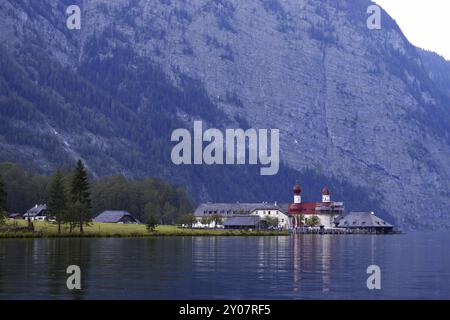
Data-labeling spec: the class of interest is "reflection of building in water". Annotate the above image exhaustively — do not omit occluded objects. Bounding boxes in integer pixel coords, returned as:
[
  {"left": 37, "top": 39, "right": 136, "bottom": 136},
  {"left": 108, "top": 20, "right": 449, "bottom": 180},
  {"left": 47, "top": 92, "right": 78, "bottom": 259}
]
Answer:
[
  {"left": 292, "top": 235, "right": 301, "bottom": 293},
  {"left": 254, "top": 236, "right": 291, "bottom": 279},
  {"left": 192, "top": 236, "right": 219, "bottom": 273},
  {"left": 320, "top": 236, "right": 331, "bottom": 293},
  {"left": 291, "top": 235, "right": 332, "bottom": 294}
]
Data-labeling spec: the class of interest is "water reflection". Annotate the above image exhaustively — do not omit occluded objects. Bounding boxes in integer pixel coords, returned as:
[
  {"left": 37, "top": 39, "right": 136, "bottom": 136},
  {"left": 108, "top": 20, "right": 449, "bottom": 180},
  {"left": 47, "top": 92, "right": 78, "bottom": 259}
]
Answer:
[
  {"left": 0, "top": 233, "right": 449, "bottom": 299},
  {"left": 292, "top": 235, "right": 333, "bottom": 295},
  {"left": 0, "top": 239, "right": 91, "bottom": 299}
]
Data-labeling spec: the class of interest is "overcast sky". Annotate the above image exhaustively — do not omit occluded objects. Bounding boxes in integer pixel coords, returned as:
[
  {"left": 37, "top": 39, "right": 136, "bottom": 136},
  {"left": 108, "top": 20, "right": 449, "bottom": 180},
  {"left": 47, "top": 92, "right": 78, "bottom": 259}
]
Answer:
[{"left": 374, "top": 0, "right": 450, "bottom": 60}]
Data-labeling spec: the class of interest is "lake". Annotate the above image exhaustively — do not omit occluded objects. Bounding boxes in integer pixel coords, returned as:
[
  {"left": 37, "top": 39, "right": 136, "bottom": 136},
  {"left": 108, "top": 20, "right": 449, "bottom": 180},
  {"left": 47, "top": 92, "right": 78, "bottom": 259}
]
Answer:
[{"left": 0, "top": 232, "right": 449, "bottom": 299}]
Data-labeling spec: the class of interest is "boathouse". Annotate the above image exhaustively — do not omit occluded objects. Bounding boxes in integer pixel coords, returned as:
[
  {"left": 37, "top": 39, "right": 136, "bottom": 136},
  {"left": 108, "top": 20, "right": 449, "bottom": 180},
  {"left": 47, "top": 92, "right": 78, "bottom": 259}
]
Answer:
[{"left": 336, "top": 212, "right": 393, "bottom": 233}]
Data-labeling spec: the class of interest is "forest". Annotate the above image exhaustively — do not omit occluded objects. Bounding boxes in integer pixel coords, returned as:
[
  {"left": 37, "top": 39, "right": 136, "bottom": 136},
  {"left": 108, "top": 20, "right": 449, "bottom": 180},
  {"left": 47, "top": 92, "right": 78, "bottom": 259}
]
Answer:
[{"left": 0, "top": 162, "right": 194, "bottom": 225}]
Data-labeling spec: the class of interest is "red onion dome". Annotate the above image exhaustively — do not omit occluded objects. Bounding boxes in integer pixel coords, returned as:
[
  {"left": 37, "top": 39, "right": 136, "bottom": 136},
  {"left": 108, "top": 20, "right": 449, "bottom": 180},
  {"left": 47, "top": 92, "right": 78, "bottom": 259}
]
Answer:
[
  {"left": 293, "top": 183, "right": 301, "bottom": 195},
  {"left": 322, "top": 186, "right": 330, "bottom": 195}
]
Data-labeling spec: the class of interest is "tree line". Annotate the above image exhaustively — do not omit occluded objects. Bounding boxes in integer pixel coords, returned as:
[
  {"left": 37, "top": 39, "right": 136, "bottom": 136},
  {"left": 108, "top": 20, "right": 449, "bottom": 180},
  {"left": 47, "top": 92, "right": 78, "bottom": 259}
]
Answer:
[{"left": 0, "top": 161, "right": 194, "bottom": 232}]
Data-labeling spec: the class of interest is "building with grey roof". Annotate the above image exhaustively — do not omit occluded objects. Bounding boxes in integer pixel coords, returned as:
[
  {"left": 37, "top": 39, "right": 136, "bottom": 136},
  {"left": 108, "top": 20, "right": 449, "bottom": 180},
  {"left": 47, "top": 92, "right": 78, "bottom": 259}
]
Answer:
[
  {"left": 223, "top": 215, "right": 267, "bottom": 230},
  {"left": 193, "top": 202, "right": 290, "bottom": 228},
  {"left": 194, "top": 202, "right": 288, "bottom": 217},
  {"left": 23, "top": 204, "right": 48, "bottom": 221},
  {"left": 93, "top": 210, "right": 141, "bottom": 224},
  {"left": 336, "top": 212, "right": 393, "bottom": 233},
  {"left": 8, "top": 213, "right": 24, "bottom": 220}
]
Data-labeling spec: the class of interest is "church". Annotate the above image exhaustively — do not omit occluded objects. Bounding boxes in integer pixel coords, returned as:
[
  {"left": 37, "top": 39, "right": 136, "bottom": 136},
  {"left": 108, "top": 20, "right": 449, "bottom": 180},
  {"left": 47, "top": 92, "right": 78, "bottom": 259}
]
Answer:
[
  {"left": 288, "top": 183, "right": 344, "bottom": 229},
  {"left": 193, "top": 183, "right": 344, "bottom": 230}
]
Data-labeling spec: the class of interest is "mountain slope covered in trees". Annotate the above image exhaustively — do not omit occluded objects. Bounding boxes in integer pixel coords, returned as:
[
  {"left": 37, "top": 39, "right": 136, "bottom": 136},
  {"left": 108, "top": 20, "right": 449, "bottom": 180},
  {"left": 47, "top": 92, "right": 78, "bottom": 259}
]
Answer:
[{"left": 1, "top": 0, "right": 450, "bottom": 229}]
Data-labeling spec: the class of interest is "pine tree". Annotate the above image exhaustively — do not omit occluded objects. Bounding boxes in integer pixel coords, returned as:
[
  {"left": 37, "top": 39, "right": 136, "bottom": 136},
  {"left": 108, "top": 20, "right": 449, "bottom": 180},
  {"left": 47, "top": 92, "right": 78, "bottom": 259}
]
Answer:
[
  {"left": 0, "top": 173, "right": 7, "bottom": 224},
  {"left": 69, "top": 160, "right": 91, "bottom": 233},
  {"left": 48, "top": 170, "right": 68, "bottom": 234}
]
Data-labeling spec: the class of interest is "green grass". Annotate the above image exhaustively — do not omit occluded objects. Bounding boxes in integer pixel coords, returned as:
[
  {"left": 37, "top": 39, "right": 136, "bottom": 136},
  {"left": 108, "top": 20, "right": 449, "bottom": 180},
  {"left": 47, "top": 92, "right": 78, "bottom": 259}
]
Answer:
[{"left": 0, "top": 220, "right": 289, "bottom": 238}]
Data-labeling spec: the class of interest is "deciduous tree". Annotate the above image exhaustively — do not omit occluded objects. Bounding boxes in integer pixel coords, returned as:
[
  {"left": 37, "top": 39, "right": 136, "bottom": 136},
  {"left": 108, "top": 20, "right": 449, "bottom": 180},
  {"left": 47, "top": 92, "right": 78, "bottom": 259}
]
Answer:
[
  {"left": 146, "top": 215, "right": 158, "bottom": 232},
  {"left": 264, "top": 216, "right": 279, "bottom": 228},
  {"left": 176, "top": 213, "right": 196, "bottom": 227},
  {"left": 306, "top": 215, "right": 320, "bottom": 227},
  {"left": 201, "top": 216, "right": 211, "bottom": 226},
  {"left": 210, "top": 214, "right": 223, "bottom": 228}
]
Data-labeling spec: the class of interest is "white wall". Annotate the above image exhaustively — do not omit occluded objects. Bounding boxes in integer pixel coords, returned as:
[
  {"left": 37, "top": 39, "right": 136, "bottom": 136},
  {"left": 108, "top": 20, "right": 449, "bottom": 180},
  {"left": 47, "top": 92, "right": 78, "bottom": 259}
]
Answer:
[{"left": 251, "top": 209, "right": 290, "bottom": 229}]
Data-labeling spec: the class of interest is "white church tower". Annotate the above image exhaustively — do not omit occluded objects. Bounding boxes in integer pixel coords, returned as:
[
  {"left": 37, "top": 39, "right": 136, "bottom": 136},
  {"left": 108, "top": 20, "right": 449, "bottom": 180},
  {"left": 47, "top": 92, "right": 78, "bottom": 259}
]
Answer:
[{"left": 322, "top": 186, "right": 330, "bottom": 203}]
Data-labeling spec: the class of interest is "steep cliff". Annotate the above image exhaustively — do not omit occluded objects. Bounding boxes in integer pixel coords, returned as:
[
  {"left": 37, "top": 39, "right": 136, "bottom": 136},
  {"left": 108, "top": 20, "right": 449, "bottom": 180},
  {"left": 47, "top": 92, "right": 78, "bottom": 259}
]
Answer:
[{"left": 1, "top": 0, "right": 449, "bottom": 229}]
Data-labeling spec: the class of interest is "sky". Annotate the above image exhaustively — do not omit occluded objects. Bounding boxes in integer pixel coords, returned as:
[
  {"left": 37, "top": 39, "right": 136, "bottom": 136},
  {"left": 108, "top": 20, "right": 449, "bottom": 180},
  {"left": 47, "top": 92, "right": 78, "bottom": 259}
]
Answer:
[{"left": 374, "top": 0, "right": 450, "bottom": 60}]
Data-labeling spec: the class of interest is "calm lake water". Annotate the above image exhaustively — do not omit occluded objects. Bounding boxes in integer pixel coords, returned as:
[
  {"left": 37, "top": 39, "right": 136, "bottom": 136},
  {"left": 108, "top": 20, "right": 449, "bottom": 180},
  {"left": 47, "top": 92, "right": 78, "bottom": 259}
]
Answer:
[{"left": 0, "top": 232, "right": 449, "bottom": 299}]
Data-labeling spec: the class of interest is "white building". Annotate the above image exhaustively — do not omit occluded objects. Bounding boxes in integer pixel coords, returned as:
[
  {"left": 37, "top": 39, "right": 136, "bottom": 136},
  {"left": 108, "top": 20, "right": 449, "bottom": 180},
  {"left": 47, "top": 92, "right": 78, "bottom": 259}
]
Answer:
[
  {"left": 193, "top": 202, "right": 290, "bottom": 229},
  {"left": 250, "top": 205, "right": 290, "bottom": 229},
  {"left": 23, "top": 204, "right": 48, "bottom": 221}
]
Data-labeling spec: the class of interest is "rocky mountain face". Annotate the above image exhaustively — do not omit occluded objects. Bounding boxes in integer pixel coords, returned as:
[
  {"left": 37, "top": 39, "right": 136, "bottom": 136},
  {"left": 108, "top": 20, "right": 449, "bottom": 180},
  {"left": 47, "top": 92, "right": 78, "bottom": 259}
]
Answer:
[
  {"left": 419, "top": 49, "right": 450, "bottom": 99},
  {"left": 1, "top": 0, "right": 449, "bottom": 229}
]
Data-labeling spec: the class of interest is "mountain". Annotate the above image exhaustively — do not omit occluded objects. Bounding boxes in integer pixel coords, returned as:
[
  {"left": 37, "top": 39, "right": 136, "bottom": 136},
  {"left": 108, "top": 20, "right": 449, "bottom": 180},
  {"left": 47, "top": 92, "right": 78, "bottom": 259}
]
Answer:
[
  {"left": 1, "top": 0, "right": 449, "bottom": 229},
  {"left": 418, "top": 48, "right": 450, "bottom": 98}
]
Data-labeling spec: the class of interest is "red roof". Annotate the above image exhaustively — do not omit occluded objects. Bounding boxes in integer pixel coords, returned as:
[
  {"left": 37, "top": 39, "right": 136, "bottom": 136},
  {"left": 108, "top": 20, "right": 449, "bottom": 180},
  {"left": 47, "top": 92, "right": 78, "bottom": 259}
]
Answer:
[
  {"left": 322, "top": 186, "right": 330, "bottom": 195},
  {"left": 288, "top": 202, "right": 318, "bottom": 215}
]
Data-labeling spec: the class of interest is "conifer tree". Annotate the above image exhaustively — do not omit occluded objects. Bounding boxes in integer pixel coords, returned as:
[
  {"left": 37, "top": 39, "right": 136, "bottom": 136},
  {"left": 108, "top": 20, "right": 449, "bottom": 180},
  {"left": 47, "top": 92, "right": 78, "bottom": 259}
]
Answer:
[
  {"left": 69, "top": 160, "right": 91, "bottom": 233},
  {"left": 48, "top": 170, "right": 68, "bottom": 234}
]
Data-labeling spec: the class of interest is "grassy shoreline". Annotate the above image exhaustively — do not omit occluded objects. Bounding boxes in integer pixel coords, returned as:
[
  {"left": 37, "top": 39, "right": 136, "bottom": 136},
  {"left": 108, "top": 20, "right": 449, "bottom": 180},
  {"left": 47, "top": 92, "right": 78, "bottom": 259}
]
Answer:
[{"left": 0, "top": 220, "right": 290, "bottom": 238}]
